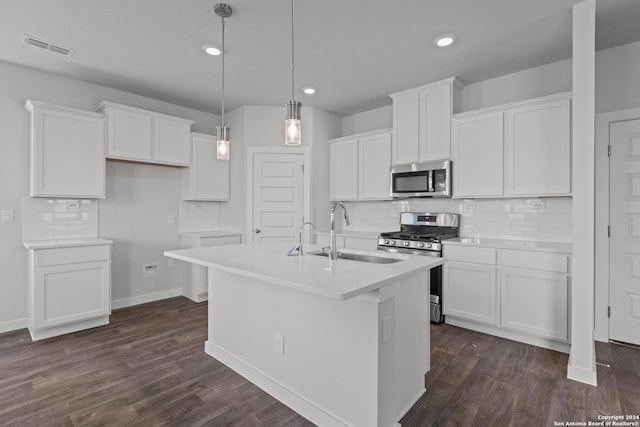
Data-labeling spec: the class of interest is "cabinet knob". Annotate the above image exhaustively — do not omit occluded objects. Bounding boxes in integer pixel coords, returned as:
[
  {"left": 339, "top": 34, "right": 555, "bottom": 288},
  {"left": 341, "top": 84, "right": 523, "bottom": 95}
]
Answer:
[{"left": 254, "top": 228, "right": 261, "bottom": 234}]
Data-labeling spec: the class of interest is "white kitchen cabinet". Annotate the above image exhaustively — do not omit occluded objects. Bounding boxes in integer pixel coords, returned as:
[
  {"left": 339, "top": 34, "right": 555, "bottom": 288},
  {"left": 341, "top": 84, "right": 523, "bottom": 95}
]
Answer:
[
  {"left": 25, "top": 100, "right": 106, "bottom": 198},
  {"left": 452, "top": 111, "right": 504, "bottom": 197},
  {"left": 505, "top": 98, "right": 571, "bottom": 196},
  {"left": 180, "top": 232, "right": 241, "bottom": 302},
  {"left": 390, "top": 77, "right": 463, "bottom": 165},
  {"left": 443, "top": 245, "right": 498, "bottom": 325},
  {"left": 24, "top": 239, "right": 112, "bottom": 341},
  {"left": 499, "top": 249, "right": 569, "bottom": 341},
  {"left": 452, "top": 92, "right": 571, "bottom": 198},
  {"left": 98, "top": 101, "right": 193, "bottom": 166},
  {"left": 329, "top": 129, "right": 392, "bottom": 201},
  {"left": 182, "top": 133, "right": 230, "bottom": 201}
]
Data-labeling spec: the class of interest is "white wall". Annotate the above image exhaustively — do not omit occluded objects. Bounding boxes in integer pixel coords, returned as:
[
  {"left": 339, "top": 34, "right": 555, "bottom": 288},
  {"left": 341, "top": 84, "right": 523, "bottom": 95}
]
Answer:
[
  {"left": 342, "top": 105, "right": 392, "bottom": 136},
  {"left": 0, "top": 60, "right": 219, "bottom": 330}
]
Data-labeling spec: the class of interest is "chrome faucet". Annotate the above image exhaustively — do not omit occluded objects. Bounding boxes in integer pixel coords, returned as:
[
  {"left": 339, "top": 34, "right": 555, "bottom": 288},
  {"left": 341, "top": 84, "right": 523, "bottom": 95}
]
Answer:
[
  {"left": 329, "top": 202, "right": 350, "bottom": 260},
  {"left": 297, "top": 221, "right": 316, "bottom": 256}
]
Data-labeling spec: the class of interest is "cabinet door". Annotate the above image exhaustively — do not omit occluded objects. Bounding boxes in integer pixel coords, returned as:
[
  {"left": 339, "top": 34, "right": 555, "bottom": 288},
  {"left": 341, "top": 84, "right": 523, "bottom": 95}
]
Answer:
[
  {"left": 35, "top": 261, "right": 110, "bottom": 329},
  {"left": 106, "top": 107, "right": 152, "bottom": 160},
  {"left": 452, "top": 112, "right": 504, "bottom": 197},
  {"left": 182, "top": 133, "right": 230, "bottom": 200},
  {"left": 153, "top": 117, "right": 191, "bottom": 165},
  {"left": 505, "top": 99, "right": 571, "bottom": 196},
  {"left": 443, "top": 261, "right": 497, "bottom": 324},
  {"left": 330, "top": 138, "right": 358, "bottom": 201},
  {"left": 30, "top": 105, "right": 105, "bottom": 198},
  {"left": 358, "top": 132, "right": 392, "bottom": 200},
  {"left": 421, "top": 84, "right": 451, "bottom": 161},
  {"left": 392, "top": 91, "right": 420, "bottom": 165},
  {"left": 500, "top": 268, "right": 568, "bottom": 341}
]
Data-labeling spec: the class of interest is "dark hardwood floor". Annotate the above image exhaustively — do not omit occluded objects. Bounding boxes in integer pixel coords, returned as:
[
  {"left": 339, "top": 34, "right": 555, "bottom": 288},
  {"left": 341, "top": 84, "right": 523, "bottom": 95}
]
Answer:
[{"left": 1, "top": 297, "right": 638, "bottom": 426}]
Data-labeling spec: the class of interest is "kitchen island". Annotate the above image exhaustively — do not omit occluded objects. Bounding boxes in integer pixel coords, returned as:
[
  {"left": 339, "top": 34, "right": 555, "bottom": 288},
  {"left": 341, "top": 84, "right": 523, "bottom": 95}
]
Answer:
[{"left": 164, "top": 241, "right": 442, "bottom": 427}]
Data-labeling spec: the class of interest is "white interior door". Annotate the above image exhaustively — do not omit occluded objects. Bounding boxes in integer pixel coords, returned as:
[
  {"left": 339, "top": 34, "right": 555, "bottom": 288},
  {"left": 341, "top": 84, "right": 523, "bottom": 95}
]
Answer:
[
  {"left": 610, "top": 118, "right": 640, "bottom": 345},
  {"left": 251, "top": 153, "right": 304, "bottom": 243}
]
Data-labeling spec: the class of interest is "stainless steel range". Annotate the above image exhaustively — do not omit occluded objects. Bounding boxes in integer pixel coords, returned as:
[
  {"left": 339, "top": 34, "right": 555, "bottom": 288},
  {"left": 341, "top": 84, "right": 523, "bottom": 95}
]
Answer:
[{"left": 377, "top": 212, "right": 459, "bottom": 323}]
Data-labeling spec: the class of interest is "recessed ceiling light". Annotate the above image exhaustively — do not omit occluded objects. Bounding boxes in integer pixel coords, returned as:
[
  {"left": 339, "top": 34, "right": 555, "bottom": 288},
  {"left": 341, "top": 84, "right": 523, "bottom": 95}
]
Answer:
[
  {"left": 434, "top": 34, "right": 456, "bottom": 48},
  {"left": 302, "top": 87, "right": 316, "bottom": 95},
  {"left": 202, "top": 43, "right": 221, "bottom": 56}
]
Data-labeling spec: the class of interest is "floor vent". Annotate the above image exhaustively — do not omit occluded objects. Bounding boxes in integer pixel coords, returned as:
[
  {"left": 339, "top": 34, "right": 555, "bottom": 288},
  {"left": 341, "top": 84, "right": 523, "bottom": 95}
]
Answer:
[{"left": 22, "top": 34, "right": 75, "bottom": 57}]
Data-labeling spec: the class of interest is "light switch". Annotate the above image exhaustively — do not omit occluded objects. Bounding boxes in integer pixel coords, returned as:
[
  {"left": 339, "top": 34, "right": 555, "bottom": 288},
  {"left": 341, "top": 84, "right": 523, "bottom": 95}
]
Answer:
[
  {"left": 1, "top": 210, "right": 13, "bottom": 223},
  {"left": 168, "top": 214, "right": 175, "bottom": 224}
]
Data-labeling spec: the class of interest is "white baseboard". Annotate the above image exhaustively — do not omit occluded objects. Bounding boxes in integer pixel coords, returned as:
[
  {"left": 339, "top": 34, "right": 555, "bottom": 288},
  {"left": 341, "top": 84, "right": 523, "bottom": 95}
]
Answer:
[
  {"left": 205, "top": 340, "right": 351, "bottom": 427},
  {"left": 111, "top": 288, "right": 183, "bottom": 310},
  {"left": 567, "top": 355, "right": 598, "bottom": 386},
  {"left": 0, "top": 318, "right": 27, "bottom": 334}
]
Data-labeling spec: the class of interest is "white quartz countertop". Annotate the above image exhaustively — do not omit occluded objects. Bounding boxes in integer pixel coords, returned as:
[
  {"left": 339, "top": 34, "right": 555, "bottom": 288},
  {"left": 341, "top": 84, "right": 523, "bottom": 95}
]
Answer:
[
  {"left": 164, "top": 241, "right": 441, "bottom": 301},
  {"left": 443, "top": 237, "right": 572, "bottom": 254},
  {"left": 23, "top": 237, "right": 113, "bottom": 250},
  {"left": 179, "top": 230, "right": 241, "bottom": 238}
]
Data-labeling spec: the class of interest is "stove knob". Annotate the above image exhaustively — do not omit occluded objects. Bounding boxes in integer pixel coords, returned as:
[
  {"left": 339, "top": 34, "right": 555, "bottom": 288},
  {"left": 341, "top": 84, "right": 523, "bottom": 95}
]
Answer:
[
  {"left": 426, "top": 243, "right": 432, "bottom": 249},
  {"left": 418, "top": 242, "right": 425, "bottom": 248},
  {"left": 384, "top": 239, "right": 390, "bottom": 245},
  {"left": 390, "top": 240, "right": 396, "bottom": 246},
  {"left": 404, "top": 241, "right": 410, "bottom": 247}
]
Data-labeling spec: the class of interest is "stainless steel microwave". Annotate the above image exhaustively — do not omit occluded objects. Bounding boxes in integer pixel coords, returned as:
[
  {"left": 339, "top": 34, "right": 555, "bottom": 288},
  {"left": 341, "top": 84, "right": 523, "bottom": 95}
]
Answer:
[{"left": 390, "top": 160, "right": 452, "bottom": 198}]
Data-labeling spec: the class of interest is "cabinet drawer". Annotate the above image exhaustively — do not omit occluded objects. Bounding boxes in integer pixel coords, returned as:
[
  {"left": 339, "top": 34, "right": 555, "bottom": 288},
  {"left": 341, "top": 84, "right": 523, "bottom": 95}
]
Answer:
[
  {"left": 201, "top": 236, "right": 241, "bottom": 247},
  {"left": 443, "top": 245, "right": 497, "bottom": 265},
  {"left": 35, "top": 245, "right": 110, "bottom": 267},
  {"left": 501, "top": 250, "right": 568, "bottom": 273}
]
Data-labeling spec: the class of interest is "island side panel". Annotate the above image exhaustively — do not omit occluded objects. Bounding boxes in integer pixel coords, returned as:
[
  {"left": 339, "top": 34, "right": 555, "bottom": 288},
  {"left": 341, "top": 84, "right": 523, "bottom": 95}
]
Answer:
[{"left": 206, "top": 268, "right": 393, "bottom": 427}]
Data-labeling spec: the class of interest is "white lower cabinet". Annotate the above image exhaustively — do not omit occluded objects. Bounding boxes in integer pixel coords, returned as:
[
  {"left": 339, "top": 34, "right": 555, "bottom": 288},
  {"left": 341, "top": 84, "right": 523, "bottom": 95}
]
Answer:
[
  {"left": 25, "top": 241, "right": 112, "bottom": 341},
  {"left": 443, "top": 243, "right": 570, "bottom": 351},
  {"left": 444, "top": 261, "right": 497, "bottom": 325},
  {"left": 180, "top": 232, "right": 241, "bottom": 302}
]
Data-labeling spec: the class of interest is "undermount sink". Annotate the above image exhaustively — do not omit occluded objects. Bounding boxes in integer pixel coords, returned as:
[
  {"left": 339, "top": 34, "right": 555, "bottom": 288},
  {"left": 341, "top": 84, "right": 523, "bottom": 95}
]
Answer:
[{"left": 308, "top": 250, "right": 402, "bottom": 264}]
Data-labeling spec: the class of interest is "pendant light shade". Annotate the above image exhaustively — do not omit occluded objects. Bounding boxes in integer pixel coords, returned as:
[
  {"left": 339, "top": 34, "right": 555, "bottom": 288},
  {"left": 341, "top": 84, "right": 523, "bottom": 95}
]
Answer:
[
  {"left": 215, "top": 3, "right": 232, "bottom": 160},
  {"left": 284, "top": 0, "right": 301, "bottom": 145}
]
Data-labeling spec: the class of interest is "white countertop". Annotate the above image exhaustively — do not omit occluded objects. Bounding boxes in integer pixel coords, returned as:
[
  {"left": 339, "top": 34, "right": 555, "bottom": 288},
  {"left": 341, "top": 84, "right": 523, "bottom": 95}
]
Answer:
[
  {"left": 164, "top": 241, "right": 442, "bottom": 301},
  {"left": 443, "top": 237, "right": 572, "bottom": 254},
  {"left": 179, "top": 230, "right": 241, "bottom": 238},
  {"left": 22, "top": 237, "right": 114, "bottom": 250}
]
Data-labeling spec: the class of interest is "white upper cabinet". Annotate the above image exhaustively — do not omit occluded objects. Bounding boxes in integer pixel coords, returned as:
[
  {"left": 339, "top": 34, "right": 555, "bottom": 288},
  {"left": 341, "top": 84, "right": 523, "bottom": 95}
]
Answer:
[
  {"left": 26, "top": 100, "right": 106, "bottom": 199},
  {"left": 182, "top": 133, "right": 230, "bottom": 201},
  {"left": 98, "top": 101, "right": 193, "bottom": 166},
  {"left": 505, "top": 98, "right": 571, "bottom": 196},
  {"left": 330, "top": 129, "right": 392, "bottom": 201},
  {"left": 330, "top": 136, "right": 359, "bottom": 201},
  {"left": 452, "top": 92, "right": 571, "bottom": 198},
  {"left": 390, "top": 77, "right": 463, "bottom": 165},
  {"left": 452, "top": 111, "right": 504, "bottom": 198},
  {"left": 358, "top": 132, "right": 392, "bottom": 200}
]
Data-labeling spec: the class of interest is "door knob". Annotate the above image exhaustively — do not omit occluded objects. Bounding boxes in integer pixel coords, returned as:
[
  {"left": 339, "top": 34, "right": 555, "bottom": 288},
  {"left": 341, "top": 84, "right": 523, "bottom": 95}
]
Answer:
[{"left": 255, "top": 228, "right": 261, "bottom": 233}]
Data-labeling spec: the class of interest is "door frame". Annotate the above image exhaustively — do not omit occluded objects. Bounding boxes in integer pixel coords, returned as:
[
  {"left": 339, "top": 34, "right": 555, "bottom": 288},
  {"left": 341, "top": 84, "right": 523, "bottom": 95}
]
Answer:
[
  {"left": 245, "top": 147, "right": 311, "bottom": 243},
  {"left": 595, "top": 107, "right": 640, "bottom": 342}
]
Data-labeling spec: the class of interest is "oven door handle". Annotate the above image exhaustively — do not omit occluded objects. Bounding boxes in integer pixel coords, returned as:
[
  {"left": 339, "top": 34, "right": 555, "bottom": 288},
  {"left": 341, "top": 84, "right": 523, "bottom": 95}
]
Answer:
[{"left": 428, "top": 170, "right": 434, "bottom": 192}]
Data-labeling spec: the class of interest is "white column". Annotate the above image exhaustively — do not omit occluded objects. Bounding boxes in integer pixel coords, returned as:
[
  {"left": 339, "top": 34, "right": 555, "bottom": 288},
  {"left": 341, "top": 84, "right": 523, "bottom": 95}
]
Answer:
[{"left": 568, "top": 0, "right": 597, "bottom": 386}]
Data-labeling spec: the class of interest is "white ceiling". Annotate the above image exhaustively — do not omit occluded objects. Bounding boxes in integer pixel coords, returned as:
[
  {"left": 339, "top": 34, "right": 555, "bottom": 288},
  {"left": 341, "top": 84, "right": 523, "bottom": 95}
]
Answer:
[{"left": 1, "top": 0, "right": 639, "bottom": 117}]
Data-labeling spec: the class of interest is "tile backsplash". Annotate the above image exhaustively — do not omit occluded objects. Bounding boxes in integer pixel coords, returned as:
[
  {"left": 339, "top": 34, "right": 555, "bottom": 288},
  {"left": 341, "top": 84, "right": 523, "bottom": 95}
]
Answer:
[
  {"left": 179, "top": 201, "right": 220, "bottom": 232},
  {"left": 22, "top": 198, "right": 98, "bottom": 241},
  {"left": 342, "top": 197, "right": 572, "bottom": 243}
]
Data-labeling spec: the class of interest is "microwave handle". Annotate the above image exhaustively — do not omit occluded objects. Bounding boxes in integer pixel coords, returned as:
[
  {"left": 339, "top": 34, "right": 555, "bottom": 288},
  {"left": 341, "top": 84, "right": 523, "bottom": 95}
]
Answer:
[{"left": 428, "top": 170, "right": 434, "bottom": 192}]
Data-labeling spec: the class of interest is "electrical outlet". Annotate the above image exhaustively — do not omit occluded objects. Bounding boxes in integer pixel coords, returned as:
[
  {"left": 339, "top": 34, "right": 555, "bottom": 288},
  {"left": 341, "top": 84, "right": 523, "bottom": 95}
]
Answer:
[
  {"left": 1, "top": 210, "right": 13, "bottom": 223},
  {"left": 275, "top": 334, "right": 285, "bottom": 355},
  {"left": 382, "top": 316, "right": 392, "bottom": 342},
  {"left": 143, "top": 263, "right": 158, "bottom": 278},
  {"left": 463, "top": 200, "right": 476, "bottom": 212},
  {"left": 167, "top": 214, "right": 175, "bottom": 224},
  {"left": 167, "top": 258, "right": 174, "bottom": 268},
  {"left": 528, "top": 199, "right": 546, "bottom": 210},
  {"left": 66, "top": 201, "right": 80, "bottom": 209}
]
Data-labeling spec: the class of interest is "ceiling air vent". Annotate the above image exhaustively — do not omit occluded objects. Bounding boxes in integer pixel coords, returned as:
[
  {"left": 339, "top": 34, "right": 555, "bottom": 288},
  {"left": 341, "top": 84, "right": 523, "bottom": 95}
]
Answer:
[{"left": 22, "top": 34, "right": 75, "bottom": 57}]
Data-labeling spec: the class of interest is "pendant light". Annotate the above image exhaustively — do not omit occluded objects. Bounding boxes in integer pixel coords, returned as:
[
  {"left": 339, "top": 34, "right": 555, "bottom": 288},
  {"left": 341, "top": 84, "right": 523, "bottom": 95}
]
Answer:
[
  {"left": 284, "top": 0, "right": 301, "bottom": 145},
  {"left": 215, "top": 3, "right": 232, "bottom": 159}
]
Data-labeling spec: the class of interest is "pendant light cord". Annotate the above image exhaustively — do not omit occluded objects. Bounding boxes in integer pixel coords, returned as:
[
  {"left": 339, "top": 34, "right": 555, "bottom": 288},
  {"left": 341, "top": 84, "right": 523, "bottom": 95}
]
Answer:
[
  {"left": 221, "top": 16, "right": 226, "bottom": 127},
  {"left": 290, "top": 0, "right": 295, "bottom": 101}
]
